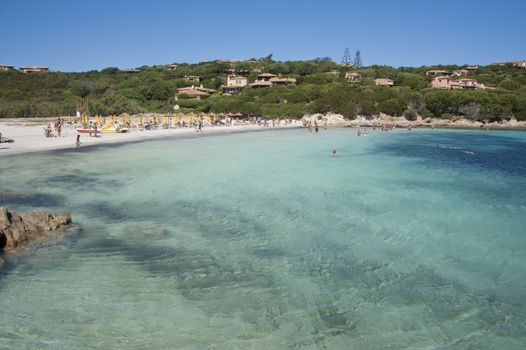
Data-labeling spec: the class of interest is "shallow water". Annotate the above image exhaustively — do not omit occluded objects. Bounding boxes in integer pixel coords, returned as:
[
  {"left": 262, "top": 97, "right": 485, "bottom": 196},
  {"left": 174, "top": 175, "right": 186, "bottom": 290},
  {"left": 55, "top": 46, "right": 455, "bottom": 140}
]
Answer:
[{"left": 1, "top": 128, "right": 525, "bottom": 349}]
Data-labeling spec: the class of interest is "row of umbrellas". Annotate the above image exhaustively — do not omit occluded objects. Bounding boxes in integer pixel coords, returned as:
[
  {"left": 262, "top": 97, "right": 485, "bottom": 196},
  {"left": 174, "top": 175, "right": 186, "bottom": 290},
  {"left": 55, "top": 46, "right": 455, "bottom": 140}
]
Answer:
[{"left": 81, "top": 112, "right": 245, "bottom": 123}]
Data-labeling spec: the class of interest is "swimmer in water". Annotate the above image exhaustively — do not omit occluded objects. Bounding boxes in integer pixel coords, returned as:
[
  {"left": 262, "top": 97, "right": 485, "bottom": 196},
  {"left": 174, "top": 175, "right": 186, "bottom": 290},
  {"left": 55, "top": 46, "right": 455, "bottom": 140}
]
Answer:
[{"left": 331, "top": 149, "right": 337, "bottom": 156}]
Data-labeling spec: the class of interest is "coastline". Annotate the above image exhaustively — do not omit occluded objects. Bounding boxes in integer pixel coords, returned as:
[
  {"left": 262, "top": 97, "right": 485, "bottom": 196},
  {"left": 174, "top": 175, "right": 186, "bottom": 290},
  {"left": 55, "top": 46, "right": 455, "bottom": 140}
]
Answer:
[
  {"left": 0, "top": 121, "right": 302, "bottom": 158},
  {"left": 2, "top": 114, "right": 525, "bottom": 158},
  {"left": 344, "top": 114, "right": 526, "bottom": 130}
]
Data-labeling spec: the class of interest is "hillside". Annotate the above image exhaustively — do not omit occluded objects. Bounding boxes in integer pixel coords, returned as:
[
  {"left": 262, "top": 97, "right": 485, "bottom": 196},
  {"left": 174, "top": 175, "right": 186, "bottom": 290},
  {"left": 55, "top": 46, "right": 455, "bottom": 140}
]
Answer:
[{"left": 1, "top": 57, "right": 525, "bottom": 121}]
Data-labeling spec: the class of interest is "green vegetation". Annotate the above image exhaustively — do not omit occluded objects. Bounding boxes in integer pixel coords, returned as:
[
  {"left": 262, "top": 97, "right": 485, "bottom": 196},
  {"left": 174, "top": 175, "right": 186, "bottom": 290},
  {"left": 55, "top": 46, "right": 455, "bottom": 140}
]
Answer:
[{"left": 1, "top": 57, "right": 526, "bottom": 120}]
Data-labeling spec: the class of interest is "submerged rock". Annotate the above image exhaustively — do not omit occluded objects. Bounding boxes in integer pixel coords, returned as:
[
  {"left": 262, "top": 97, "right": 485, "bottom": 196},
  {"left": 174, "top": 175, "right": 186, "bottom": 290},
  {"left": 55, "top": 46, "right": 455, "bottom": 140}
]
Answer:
[
  {"left": 0, "top": 207, "right": 72, "bottom": 251},
  {"left": 123, "top": 223, "right": 170, "bottom": 237}
]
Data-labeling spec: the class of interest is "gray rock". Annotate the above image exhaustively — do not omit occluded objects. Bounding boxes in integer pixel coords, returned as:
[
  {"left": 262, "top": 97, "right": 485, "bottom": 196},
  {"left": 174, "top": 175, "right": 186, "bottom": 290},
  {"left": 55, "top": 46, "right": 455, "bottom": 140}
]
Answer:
[{"left": 0, "top": 207, "right": 71, "bottom": 251}]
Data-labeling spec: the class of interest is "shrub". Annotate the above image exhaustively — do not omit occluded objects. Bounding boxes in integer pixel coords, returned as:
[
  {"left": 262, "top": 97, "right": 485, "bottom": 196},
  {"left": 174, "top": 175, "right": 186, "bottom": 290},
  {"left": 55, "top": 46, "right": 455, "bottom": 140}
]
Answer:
[{"left": 403, "top": 109, "right": 417, "bottom": 120}]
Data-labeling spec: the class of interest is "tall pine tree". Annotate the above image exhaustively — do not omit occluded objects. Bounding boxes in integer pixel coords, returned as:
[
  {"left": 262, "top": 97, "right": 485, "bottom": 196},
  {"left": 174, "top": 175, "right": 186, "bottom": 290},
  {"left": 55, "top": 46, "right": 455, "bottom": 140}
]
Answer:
[
  {"left": 341, "top": 48, "right": 352, "bottom": 65},
  {"left": 353, "top": 49, "right": 362, "bottom": 68}
]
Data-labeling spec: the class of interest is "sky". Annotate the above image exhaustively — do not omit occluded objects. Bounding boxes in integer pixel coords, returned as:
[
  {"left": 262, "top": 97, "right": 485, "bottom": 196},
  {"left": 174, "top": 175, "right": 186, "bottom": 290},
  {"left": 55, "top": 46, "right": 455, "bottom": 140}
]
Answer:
[{"left": 1, "top": 0, "right": 525, "bottom": 72}]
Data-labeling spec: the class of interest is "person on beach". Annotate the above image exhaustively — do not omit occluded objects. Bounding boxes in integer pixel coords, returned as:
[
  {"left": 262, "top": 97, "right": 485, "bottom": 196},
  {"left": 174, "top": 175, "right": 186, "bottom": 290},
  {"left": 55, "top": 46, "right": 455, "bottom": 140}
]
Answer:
[
  {"left": 314, "top": 121, "right": 319, "bottom": 133},
  {"left": 75, "top": 134, "right": 81, "bottom": 151},
  {"left": 44, "top": 124, "right": 53, "bottom": 137},
  {"left": 56, "top": 119, "right": 62, "bottom": 137},
  {"left": 196, "top": 120, "right": 202, "bottom": 132}
]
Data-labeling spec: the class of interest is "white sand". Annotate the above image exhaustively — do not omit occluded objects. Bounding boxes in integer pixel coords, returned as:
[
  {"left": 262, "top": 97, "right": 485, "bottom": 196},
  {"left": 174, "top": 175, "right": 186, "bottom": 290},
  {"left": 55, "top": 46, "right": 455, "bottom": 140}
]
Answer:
[{"left": 0, "top": 122, "right": 301, "bottom": 157}]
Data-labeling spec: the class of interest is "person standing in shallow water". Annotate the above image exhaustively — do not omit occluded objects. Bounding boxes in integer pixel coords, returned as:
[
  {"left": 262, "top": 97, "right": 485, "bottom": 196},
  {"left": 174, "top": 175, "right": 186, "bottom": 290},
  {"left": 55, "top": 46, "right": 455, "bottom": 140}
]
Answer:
[{"left": 75, "top": 134, "right": 81, "bottom": 151}]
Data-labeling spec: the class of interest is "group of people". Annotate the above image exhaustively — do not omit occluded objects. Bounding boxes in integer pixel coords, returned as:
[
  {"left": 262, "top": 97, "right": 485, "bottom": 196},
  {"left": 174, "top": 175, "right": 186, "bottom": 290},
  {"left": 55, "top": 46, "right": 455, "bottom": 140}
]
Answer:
[
  {"left": 373, "top": 123, "right": 397, "bottom": 132},
  {"left": 304, "top": 120, "right": 329, "bottom": 133},
  {"left": 141, "top": 116, "right": 296, "bottom": 130},
  {"left": 357, "top": 128, "right": 368, "bottom": 136},
  {"left": 43, "top": 117, "right": 66, "bottom": 138},
  {"left": 86, "top": 121, "right": 100, "bottom": 137}
]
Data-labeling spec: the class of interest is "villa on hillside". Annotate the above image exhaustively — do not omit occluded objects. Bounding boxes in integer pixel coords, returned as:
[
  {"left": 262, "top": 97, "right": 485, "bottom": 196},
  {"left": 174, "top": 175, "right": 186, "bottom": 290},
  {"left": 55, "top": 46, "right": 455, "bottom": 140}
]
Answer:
[
  {"left": 19, "top": 66, "right": 49, "bottom": 73},
  {"left": 452, "top": 69, "right": 469, "bottom": 77},
  {"left": 493, "top": 60, "right": 526, "bottom": 68},
  {"left": 221, "top": 75, "right": 248, "bottom": 95},
  {"left": 426, "top": 69, "right": 451, "bottom": 76},
  {"left": 249, "top": 73, "right": 296, "bottom": 88},
  {"left": 122, "top": 68, "right": 140, "bottom": 73},
  {"left": 269, "top": 76, "right": 296, "bottom": 86},
  {"left": 217, "top": 60, "right": 240, "bottom": 74},
  {"left": 177, "top": 85, "right": 215, "bottom": 99},
  {"left": 466, "top": 65, "right": 479, "bottom": 70},
  {"left": 0, "top": 64, "right": 15, "bottom": 71},
  {"left": 184, "top": 75, "right": 201, "bottom": 82},
  {"left": 345, "top": 71, "right": 362, "bottom": 83},
  {"left": 257, "top": 73, "right": 277, "bottom": 81},
  {"left": 249, "top": 80, "right": 273, "bottom": 88},
  {"left": 431, "top": 76, "right": 492, "bottom": 90},
  {"left": 165, "top": 64, "right": 178, "bottom": 70},
  {"left": 375, "top": 78, "right": 394, "bottom": 86}
]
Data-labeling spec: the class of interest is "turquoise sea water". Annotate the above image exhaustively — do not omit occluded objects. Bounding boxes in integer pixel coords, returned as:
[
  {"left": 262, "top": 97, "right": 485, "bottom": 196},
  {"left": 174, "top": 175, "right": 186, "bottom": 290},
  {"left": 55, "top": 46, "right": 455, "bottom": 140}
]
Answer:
[{"left": 1, "top": 128, "right": 525, "bottom": 349}]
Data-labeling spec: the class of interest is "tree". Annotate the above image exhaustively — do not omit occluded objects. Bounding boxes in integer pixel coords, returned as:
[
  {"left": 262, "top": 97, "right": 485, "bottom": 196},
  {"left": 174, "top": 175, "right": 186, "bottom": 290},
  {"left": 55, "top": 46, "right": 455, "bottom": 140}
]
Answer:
[
  {"left": 259, "top": 54, "right": 274, "bottom": 64},
  {"left": 341, "top": 48, "right": 352, "bottom": 65},
  {"left": 265, "top": 62, "right": 290, "bottom": 75},
  {"left": 459, "top": 102, "right": 485, "bottom": 121},
  {"left": 74, "top": 80, "right": 94, "bottom": 98},
  {"left": 353, "top": 49, "right": 363, "bottom": 68}
]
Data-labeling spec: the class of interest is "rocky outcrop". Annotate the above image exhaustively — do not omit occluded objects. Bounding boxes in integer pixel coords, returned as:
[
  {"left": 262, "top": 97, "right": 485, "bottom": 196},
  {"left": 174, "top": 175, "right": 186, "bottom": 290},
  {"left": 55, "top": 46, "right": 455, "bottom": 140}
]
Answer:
[
  {"left": 344, "top": 114, "right": 526, "bottom": 130},
  {"left": 302, "top": 113, "right": 347, "bottom": 127},
  {"left": 0, "top": 207, "right": 72, "bottom": 251}
]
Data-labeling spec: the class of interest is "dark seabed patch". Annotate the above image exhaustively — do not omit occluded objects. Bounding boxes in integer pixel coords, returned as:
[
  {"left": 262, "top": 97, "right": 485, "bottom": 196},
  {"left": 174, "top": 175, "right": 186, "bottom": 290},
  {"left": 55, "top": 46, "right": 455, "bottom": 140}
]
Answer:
[
  {"left": 36, "top": 173, "right": 123, "bottom": 191},
  {"left": 375, "top": 131, "right": 526, "bottom": 177},
  {"left": 0, "top": 189, "right": 65, "bottom": 208}
]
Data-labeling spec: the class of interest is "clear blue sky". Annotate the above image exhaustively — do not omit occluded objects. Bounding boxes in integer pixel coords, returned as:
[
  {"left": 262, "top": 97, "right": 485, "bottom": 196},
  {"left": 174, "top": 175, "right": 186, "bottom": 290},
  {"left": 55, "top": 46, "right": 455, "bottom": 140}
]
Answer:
[{"left": 1, "top": 0, "right": 525, "bottom": 71}]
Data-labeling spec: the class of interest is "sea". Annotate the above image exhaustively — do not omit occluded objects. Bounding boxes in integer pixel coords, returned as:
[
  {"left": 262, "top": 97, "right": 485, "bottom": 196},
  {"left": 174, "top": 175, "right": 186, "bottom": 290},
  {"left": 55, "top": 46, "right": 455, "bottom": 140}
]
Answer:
[{"left": 0, "top": 128, "right": 525, "bottom": 349}]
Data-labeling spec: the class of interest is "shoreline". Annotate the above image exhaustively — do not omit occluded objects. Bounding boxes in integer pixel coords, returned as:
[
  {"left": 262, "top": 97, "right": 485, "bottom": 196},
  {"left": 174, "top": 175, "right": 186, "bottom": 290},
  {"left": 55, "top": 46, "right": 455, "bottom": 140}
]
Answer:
[
  {"left": 0, "top": 122, "right": 302, "bottom": 158},
  {"left": 2, "top": 115, "right": 525, "bottom": 158},
  {"left": 344, "top": 114, "right": 526, "bottom": 130}
]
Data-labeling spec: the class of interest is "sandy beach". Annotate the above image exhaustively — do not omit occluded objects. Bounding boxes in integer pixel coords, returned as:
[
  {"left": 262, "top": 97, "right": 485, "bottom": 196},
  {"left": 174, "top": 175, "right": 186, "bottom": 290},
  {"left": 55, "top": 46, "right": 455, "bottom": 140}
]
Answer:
[{"left": 0, "top": 120, "right": 302, "bottom": 157}]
